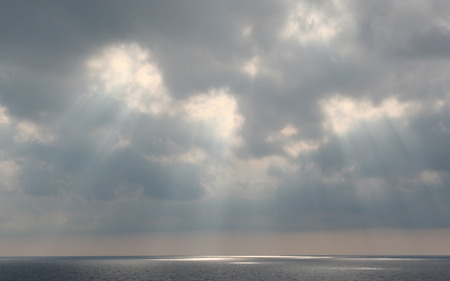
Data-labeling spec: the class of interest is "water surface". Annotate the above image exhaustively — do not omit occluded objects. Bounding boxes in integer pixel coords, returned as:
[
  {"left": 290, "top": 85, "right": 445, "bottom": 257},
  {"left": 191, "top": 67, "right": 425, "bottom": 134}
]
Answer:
[{"left": 0, "top": 255, "right": 449, "bottom": 280}]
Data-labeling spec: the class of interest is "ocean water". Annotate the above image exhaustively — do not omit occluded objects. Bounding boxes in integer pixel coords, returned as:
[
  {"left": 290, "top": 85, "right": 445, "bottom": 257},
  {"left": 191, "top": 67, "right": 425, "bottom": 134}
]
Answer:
[{"left": 0, "top": 255, "right": 449, "bottom": 280}]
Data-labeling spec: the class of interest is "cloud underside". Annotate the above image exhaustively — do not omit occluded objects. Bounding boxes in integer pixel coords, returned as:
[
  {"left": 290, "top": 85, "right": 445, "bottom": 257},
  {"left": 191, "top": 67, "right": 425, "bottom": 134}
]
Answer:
[{"left": 0, "top": 0, "right": 450, "bottom": 237}]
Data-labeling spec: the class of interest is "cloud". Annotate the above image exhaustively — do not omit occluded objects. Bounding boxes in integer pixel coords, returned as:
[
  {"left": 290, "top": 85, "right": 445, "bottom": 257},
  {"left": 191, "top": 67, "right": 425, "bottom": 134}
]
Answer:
[{"left": 0, "top": 0, "right": 450, "bottom": 242}]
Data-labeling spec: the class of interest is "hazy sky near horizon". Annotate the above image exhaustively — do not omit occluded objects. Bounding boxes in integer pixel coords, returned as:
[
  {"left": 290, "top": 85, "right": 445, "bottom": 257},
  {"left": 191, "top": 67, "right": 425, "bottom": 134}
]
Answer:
[{"left": 1, "top": 0, "right": 450, "bottom": 255}]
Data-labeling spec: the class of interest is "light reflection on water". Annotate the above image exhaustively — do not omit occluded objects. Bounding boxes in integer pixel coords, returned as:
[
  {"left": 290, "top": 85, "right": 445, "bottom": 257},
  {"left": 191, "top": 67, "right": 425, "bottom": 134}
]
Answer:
[
  {"left": 333, "top": 267, "right": 391, "bottom": 271},
  {"left": 237, "top": 255, "right": 334, "bottom": 259},
  {"left": 228, "top": 261, "right": 260, "bottom": 264},
  {"left": 152, "top": 256, "right": 236, "bottom": 262},
  {"left": 152, "top": 255, "right": 333, "bottom": 262}
]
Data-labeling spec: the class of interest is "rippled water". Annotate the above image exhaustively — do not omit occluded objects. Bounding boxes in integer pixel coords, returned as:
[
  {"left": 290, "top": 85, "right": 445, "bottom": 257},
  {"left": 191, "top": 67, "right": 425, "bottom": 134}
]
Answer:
[{"left": 0, "top": 255, "right": 449, "bottom": 280}]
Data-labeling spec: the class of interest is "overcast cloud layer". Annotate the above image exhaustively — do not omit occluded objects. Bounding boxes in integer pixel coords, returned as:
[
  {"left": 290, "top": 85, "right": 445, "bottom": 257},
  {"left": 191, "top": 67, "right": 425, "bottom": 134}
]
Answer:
[{"left": 0, "top": 0, "right": 449, "bottom": 241}]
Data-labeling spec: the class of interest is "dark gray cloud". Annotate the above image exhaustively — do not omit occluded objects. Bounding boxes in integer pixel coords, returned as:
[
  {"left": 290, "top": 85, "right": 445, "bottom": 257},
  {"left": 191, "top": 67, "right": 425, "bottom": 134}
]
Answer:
[
  {"left": 1, "top": 0, "right": 450, "bottom": 240},
  {"left": 353, "top": 0, "right": 450, "bottom": 59}
]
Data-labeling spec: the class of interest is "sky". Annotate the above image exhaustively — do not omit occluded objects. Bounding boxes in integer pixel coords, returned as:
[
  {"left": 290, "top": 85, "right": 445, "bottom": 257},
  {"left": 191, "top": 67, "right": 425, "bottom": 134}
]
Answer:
[{"left": 0, "top": 0, "right": 450, "bottom": 256}]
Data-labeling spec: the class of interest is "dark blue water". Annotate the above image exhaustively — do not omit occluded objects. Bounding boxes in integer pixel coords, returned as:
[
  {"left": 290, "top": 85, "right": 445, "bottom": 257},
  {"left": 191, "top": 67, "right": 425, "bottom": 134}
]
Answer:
[{"left": 0, "top": 255, "right": 449, "bottom": 280}]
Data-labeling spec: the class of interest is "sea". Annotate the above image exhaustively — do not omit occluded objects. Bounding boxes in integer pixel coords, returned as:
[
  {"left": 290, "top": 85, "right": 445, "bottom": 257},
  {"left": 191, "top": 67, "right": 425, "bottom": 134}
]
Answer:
[{"left": 0, "top": 255, "right": 449, "bottom": 280}]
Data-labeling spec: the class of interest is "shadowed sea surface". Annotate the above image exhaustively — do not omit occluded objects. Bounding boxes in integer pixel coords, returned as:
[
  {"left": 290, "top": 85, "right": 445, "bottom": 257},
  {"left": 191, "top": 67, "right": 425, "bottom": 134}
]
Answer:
[{"left": 0, "top": 255, "right": 449, "bottom": 280}]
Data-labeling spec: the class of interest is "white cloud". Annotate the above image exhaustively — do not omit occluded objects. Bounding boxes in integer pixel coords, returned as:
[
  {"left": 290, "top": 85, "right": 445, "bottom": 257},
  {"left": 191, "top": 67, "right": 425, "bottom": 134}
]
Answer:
[
  {"left": 281, "top": 1, "right": 344, "bottom": 43},
  {"left": 184, "top": 89, "right": 244, "bottom": 146},
  {"left": 0, "top": 107, "right": 9, "bottom": 124},
  {"left": 321, "top": 95, "right": 418, "bottom": 134},
  {"left": 242, "top": 56, "right": 261, "bottom": 77},
  {"left": 401, "top": 170, "right": 442, "bottom": 187},
  {"left": 204, "top": 155, "right": 295, "bottom": 199},
  {"left": 14, "top": 121, "right": 56, "bottom": 144},
  {"left": 353, "top": 176, "right": 389, "bottom": 199},
  {"left": 87, "top": 43, "right": 171, "bottom": 115},
  {"left": 0, "top": 159, "right": 19, "bottom": 192},
  {"left": 266, "top": 124, "right": 319, "bottom": 157},
  {"left": 147, "top": 148, "right": 207, "bottom": 165},
  {"left": 241, "top": 25, "right": 253, "bottom": 38},
  {"left": 283, "top": 141, "right": 319, "bottom": 158},
  {"left": 418, "top": 170, "right": 442, "bottom": 185},
  {"left": 280, "top": 124, "right": 298, "bottom": 137}
]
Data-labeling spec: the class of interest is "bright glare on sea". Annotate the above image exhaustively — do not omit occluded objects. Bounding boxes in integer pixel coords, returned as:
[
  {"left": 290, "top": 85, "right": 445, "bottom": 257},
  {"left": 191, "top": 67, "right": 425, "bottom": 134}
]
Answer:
[{"left": 0, "top": 255, "right": 449, "bottom": 280}]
